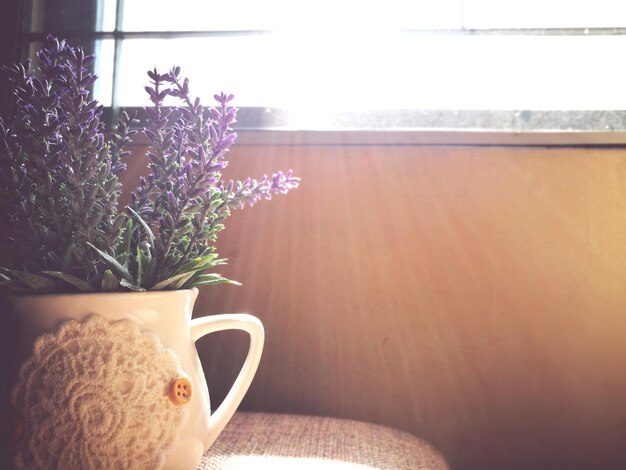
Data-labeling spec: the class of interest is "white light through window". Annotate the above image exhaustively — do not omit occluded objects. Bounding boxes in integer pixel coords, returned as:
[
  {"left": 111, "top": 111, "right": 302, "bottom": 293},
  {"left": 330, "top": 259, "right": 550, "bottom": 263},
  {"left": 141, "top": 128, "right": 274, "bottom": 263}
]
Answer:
[{"left": 88, "top": 0, "right": 626, "bottom": 117}]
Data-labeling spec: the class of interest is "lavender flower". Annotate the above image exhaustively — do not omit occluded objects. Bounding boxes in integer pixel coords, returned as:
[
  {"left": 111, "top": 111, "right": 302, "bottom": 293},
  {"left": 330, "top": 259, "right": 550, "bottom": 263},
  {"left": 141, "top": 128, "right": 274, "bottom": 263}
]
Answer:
[
  {"left": 0, "top": 38, "right": 299, "bottom": 293},
  {"left": 219, "top": 170, "right": 301, "bottom": 209},
  {"left": 0, "top": 37, "right": 136, "bottom": 290},
  {"left": 129, "top": 66, "right": 300, "bottom": 288}
]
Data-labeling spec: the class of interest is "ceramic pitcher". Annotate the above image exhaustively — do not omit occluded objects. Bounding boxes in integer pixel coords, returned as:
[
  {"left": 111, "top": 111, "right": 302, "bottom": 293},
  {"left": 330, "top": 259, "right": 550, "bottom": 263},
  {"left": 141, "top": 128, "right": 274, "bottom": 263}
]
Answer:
[{"left": 9, "top": 287, "right": 264, "bottom": 470}]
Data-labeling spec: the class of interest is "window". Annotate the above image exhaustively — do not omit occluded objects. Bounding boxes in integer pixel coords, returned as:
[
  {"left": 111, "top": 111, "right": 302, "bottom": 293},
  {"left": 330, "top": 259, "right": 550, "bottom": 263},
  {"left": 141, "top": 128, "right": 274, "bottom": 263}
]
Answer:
[{"left": 14, "top": 0, "right": 626, "bottom": 143}]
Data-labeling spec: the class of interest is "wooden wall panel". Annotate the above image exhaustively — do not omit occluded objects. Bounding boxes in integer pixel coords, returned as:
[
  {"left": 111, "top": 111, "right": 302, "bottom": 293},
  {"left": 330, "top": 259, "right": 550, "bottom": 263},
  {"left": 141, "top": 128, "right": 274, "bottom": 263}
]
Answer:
[{"left": 171, "top": 145, "right": 626, "bottom": 470}]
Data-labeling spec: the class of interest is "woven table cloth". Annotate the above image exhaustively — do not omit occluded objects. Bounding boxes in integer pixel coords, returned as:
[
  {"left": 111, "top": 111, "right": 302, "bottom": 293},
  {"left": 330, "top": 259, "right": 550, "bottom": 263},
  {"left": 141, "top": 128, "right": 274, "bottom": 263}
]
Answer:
[{"left": 199, "top": 412, "right": 448, "bottom": 470}]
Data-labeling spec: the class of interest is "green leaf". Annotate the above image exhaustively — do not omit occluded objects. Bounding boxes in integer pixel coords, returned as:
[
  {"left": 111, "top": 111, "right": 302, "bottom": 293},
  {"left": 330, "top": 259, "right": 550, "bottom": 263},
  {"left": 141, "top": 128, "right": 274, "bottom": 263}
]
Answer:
[
  {"left": 137, "top": 246, "right": 148, "bottom": 287},
  {"left": 186, "top": 273, "right": 241, "bottom": 288},
  {"left": 120, "top": 278, "right": 145, "bottom": 291},
  {"left": 149, "top": 271, "right": 198, "bottom": 291},
  {"left": 143, "top": 256, "right": 158, "bottom": 288},
  {"left": 42, "top": 271, "right": 95, "bottom": 292},
  {"left": 0, "top": 279, "right": 35, "bottom": 293},
  {"left": 10, "top": 270, "right": 57, "bottom": 292},
  {"left": 87, "top": 242, "right": 133, "bottom": 282},
  {"left": 176, "top": 224, "right": 194, "bottom": 236},
  {"left": 101, "top": 269, "right": 118, "bottom": 291},
  {"left": 174, "top": 254, "right": 224, "bottom": 276},
  {"left": 127, "top": 206, "right": 155, "bottom": 247},
  {"left": 120, "top": 217, "right": 133, "bottom": 268},
  {"left": 160, "top": 253, "right": 182, "bottom": 272},
  {"left": 180, "top": 236, "right": 190, "bottom": 252},
  {"left": 61, "top": 245, "right": 74, "bottom": 272},
  {"left": 210, "top": 189, "right": 222, "bottom": 201}
]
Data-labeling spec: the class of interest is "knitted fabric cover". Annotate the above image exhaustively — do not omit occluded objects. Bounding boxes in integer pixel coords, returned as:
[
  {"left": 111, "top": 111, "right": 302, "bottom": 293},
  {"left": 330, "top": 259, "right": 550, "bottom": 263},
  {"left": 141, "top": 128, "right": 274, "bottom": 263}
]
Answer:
[
  {"left": 200, "top": 412, "right": 448, "bottom": 470},
  {"left": 13, "top": 314, "right": 187, "bottom": 470}
]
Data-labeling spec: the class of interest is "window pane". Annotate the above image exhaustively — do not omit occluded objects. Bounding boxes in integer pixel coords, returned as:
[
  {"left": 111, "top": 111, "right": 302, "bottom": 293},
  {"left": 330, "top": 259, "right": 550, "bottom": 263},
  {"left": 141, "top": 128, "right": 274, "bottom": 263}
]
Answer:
[
  {"left": 121, "top": 0, "right": 462, "bottom": 31},
  {"left": 464, "top": 0, "right": 626, "bottom": 29},
  {"left": 114, "top": 34, "right": 626, "bottom": 111},
  {"left": 92, "top": 39, "right": 115, "bottom": 107},
  {"left": 21, "top": 0, "right": 117, "bottom": 33},
  {"left": 116, "top": 36, "right": 274, "bottom": 107},
  {"left": 99, "top": 0, "right": 117, "bottom": 32}
]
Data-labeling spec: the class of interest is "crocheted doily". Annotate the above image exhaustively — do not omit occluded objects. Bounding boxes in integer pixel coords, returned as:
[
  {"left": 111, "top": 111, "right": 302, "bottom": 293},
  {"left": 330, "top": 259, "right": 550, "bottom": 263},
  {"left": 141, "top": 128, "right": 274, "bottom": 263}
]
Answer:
[{"left": 13, "top": 314, "right": 188, "bottom": 470}]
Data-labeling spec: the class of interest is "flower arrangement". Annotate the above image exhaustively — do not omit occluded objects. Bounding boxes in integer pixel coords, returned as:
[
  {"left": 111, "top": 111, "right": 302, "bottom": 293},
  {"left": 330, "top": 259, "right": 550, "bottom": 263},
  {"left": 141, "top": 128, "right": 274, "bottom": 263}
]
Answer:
[{"left": 0, "top": 37, "right": 299, "bottom": 293}]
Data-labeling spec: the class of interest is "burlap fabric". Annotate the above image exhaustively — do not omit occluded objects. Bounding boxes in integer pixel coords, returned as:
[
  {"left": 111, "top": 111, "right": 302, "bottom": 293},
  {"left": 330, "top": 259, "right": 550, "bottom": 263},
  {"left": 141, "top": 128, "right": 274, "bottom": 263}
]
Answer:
[{"left": 199, "top": 412, "right": 448, "bottom": 469}]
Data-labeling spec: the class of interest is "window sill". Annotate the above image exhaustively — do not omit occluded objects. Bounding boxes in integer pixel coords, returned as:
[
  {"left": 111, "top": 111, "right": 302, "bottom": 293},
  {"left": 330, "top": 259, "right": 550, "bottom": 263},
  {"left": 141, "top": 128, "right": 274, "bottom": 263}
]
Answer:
[
  {"left": 128, "top": 129, "right": 626, "bottom": 148},
  {"left": 123, "top": 108, "right": 626, "bottom": 147}
]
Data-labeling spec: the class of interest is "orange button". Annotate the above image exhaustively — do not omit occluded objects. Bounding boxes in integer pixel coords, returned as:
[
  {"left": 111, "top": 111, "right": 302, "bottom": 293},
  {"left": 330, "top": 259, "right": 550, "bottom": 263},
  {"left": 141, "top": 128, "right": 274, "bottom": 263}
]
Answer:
[{"left": 170, "top": 378, "right": 192, "bottom": 406}]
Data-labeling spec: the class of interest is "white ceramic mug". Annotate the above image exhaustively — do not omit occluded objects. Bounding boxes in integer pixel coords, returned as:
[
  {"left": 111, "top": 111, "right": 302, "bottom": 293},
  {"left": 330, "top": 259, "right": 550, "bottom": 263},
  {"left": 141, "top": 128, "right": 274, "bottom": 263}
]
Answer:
[{"left": 10, "top": 287, "right": 264, "bottom": 469}]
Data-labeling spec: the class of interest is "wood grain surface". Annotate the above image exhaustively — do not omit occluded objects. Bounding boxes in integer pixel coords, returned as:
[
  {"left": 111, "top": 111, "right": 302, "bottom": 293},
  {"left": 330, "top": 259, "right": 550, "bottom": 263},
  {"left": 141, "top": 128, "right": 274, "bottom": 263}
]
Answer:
[{"left": 170, "top": 144, "right": 626, "bottom": 470}]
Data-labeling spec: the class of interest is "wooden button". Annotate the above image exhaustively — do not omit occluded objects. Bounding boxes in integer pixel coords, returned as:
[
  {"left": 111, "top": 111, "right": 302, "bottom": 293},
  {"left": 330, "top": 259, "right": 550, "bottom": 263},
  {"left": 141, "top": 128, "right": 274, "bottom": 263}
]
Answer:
[{"left": 170, "top": 378, "right": 192, "bottom": 406}]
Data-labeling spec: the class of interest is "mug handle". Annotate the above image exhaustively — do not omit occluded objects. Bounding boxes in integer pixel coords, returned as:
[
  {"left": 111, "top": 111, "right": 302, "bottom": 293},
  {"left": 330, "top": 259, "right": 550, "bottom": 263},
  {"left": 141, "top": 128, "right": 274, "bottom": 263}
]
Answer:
[{"left": 190, "top": 313, "right": 265, "bottom": 448}]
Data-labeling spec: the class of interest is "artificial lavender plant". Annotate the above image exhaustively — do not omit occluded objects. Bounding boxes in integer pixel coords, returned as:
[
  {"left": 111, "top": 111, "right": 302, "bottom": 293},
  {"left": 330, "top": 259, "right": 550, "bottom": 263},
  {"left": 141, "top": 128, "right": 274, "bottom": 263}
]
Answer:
[{"left": 0, "top": 37, "right": 299, "bottom": 293}]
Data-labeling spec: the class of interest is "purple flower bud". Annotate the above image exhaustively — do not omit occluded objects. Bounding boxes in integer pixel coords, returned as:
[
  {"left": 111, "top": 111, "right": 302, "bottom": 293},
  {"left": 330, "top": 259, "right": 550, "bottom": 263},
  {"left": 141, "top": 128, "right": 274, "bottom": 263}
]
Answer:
[
  {"left": 179, "top": 177, "right": 188, "bottom": 198},
  {"left": 223, "top": 133, "right": 237, "bottom": 146},
  {"left": 167, "top": 191, "right": 177, "bottom": 209},
  {"left": 147, "top": 152, "right": 161, "bottom": 165},
  {"left": 208, "top": 108, "right": 220, "bottom": 122},
  {"left": 225, "top": 108, "right": 237, "bottom": 123},
  {"left": 190, "top": 187, "right": 208, "bottom": 198}
]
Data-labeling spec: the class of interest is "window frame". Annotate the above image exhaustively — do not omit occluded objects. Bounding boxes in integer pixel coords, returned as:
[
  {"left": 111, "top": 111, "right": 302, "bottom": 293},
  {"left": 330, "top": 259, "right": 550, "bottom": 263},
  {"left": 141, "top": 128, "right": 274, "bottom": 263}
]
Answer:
[{"left": 8, "top": 0, "right": 626, "bottom": 147}]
